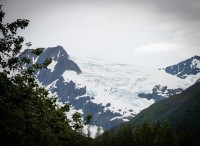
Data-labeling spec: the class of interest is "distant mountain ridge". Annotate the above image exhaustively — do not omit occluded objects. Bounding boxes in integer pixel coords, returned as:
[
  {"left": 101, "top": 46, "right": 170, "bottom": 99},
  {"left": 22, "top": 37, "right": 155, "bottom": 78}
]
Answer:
[
  {"left": 138, "top": 85, "right": 183, "bottom": 102},
  {"left": 164, "top": 55, "right": 200, "bottom": 82}
]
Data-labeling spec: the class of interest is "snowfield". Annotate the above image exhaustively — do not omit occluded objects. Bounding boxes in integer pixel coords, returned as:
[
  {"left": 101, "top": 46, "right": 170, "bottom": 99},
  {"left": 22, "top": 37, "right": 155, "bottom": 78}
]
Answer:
[{"left": 61, "top": 56, "right": 191, "bottom": 121}]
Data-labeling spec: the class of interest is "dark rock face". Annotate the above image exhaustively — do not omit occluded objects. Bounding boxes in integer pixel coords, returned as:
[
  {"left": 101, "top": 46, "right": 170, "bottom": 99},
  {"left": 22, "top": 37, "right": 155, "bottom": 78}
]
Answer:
[
  {"left": 164, "top": 55, "right": 200, "bottom": 79},
  {"left": 36, "top": 46, "right": 81, "bottom": 85},
  {"left": 138, "top": 85, "right": 183, "bottom": 102}
]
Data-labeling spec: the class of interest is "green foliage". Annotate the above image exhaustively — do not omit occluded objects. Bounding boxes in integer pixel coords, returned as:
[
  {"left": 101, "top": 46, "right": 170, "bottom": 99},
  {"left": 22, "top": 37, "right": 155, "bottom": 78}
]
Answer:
[
  {"left": 31, "top": 47, "right": 44, "bottom": 56},
  {"left": 71, "top": 112, "right": 92, "bottom": 137},
  {"left": 95, "top": 126, "right": 102, "bottom": 138},
  {"left": 0, "top": 5, "right": 92, "bottom": 145},
  {"left": 93, "top": 122, "right": 200, "bottom": 146}
]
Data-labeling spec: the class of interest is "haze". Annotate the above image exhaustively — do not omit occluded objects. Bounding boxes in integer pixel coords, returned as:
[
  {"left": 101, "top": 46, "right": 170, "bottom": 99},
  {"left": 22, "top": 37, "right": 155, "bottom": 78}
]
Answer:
[{"left": 2, "top": 0, "right": 200, "bottom": 68}]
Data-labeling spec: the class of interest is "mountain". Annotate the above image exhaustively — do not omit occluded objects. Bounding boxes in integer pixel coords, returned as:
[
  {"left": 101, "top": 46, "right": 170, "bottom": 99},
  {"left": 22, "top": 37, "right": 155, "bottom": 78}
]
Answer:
[
  {"left": 130, "top": 81, "right": 200, "bottom": 130},
  {"left": 21, "top": 46, "right": 191, "bottom": 132},
  {"left": 164, "top": 55, "right": 200, "bottom": 83}
]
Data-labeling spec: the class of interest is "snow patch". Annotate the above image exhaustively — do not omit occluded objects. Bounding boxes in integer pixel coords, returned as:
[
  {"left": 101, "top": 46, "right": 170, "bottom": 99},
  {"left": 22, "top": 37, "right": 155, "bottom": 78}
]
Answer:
[
  {"left": 48, "top": 60, "right": 58, "bottom": 72},
  {"left": 192, "top": 58, "right": 200, "bottom": 69}
]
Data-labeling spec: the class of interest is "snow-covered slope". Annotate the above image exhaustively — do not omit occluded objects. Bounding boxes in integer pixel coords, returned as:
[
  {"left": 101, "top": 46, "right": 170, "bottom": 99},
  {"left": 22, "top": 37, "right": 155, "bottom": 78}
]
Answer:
[
  {"left": 65, "top": 54, "right": 191, "bottom": 130},
  {"left": 70, "top": 56, "right": 190, "bottom": 112},
  {"left": 164, "top": 55, "right": 200, "bottom": 83},
  {"left": 21, "top": 46, "right": 191, "bottom": 132}
]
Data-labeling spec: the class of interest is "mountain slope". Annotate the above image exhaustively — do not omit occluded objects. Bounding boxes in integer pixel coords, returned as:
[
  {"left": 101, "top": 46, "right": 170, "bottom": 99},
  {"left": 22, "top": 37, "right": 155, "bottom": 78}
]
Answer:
[
  {"left": 131, "top": 82, "right": 200, "bottom": 130},
  {"left": 65, "top": 54, "right": 190, "bottom": 129},
  {"left": 21, "top": 46, "right": 191, "bottom": 131},
  {"left": 164, "top": 55, "right": 200, "bottom": 83}
]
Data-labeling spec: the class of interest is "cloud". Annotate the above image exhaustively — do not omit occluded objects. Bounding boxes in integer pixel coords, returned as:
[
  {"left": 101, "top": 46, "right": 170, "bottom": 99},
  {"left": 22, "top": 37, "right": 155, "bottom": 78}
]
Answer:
[
  {"left": 173, "top": 30, "right": 200, "bottom": 43},
  {"left": 134, "top": 40, "right": 200, "bottom": 60},
  {"left": 134, "top": 42, "right": 181, "bottom": 54},
  {"left": 136, "top": 0, "right": 200, "bottom": 21},
  {"left": 2, "top": 0, "right": 200, "bottom": 68}
]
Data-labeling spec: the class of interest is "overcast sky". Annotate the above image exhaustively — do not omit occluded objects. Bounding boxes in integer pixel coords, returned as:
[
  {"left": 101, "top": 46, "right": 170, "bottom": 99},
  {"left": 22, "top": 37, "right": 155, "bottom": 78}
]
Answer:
[{"left": 2, "top": 0, "right": 200, "bottom": 68}]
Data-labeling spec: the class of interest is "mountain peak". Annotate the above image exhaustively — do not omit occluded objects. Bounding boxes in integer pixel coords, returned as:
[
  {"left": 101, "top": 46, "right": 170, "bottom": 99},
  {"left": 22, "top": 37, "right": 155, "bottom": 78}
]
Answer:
[
  {"left": 44, "top": 46, "right": 69, "bottom": 59},
  {"left": 21, "top": 46, "right": 82, "bottom": 85},
  {"left": 193, "top": 55, "right": 200, "bottom": 60},
  {"left": 164, "top": 55, "right": 200, "bottom": 80}
]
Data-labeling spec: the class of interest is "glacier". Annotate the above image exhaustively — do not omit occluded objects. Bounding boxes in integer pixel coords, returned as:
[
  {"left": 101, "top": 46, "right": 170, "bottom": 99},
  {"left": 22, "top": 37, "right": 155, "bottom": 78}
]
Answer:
[{"left": 21, "top": 46, "right": 194, "bottom": 135}]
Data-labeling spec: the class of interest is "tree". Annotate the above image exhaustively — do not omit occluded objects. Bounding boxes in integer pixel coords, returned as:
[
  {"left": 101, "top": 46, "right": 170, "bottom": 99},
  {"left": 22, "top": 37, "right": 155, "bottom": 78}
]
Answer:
[
  {"left": 71, "top": 112, "right": 92, "bottom": 135},
  {"left": 95, "top": 126, "right": 102, "bottom": 138},
  {"left": 0, "top": 5, "right": 92, "bottom": 145},
  {"left": 87, "top": 125, "right": 91, "bottom": 138}
]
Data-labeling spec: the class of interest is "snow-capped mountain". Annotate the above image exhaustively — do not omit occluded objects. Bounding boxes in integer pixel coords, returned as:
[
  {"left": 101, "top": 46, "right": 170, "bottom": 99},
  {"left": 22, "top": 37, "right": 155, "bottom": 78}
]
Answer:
[
  {"left": 164, "top": 55, "right": 200, "bottom": 83},
  {"left": 21, "top": 46, "right": 191, "bottom": 131}
]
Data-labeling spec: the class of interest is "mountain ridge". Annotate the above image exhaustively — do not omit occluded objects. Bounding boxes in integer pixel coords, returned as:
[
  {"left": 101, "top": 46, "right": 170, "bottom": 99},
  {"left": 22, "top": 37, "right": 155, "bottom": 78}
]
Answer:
[
  {"left": 20, "top": 46, "right": 195, "bottom": 132},
  {"left": 164, "top": 55, "right": 200, "bottom": 82}
]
